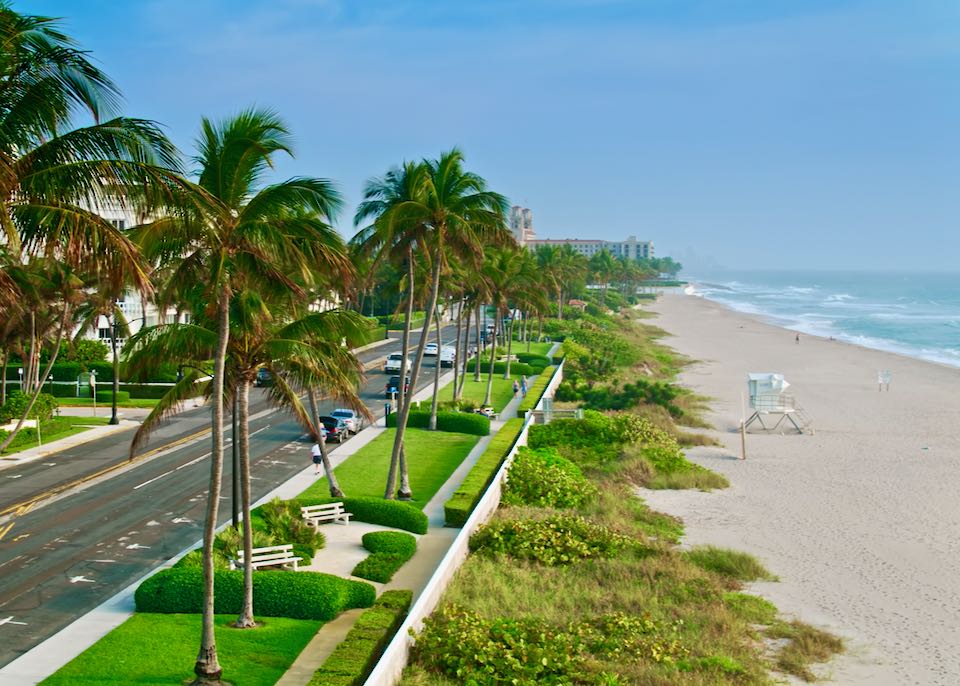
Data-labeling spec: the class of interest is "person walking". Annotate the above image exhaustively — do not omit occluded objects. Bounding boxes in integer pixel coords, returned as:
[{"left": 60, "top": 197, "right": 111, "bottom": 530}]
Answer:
[
  {"left": 795, "top": 333, "right": 800, "bottom": 344},
  {"left": 311, "top": 440, "right": 323, "bottom": 475},
  {"left": 520, "top": 375, "right": 528, "bottom": 398},
  {"left": 512, "top": 379, "right": 520, "bottom": 398}
]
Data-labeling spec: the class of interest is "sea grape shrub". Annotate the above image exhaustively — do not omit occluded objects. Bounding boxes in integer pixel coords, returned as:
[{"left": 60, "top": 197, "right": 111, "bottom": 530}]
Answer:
[
  {"left": 502, "top": 447, "right": 597, "bottom": 509},
  {"left": 528, "top": 411, "right": 648, "bottom": 453},
  {"left": 468, "top": 514, "right": 633, "bottom": 565},
  {"left": 411, "top": 607, "right": 688, "bottom": 684},
  {"left": 413, "top": 604, "right": 587, "bottom": 685},
  {"left": 0, "top": 391, "right": 58, "bottom": 422}
]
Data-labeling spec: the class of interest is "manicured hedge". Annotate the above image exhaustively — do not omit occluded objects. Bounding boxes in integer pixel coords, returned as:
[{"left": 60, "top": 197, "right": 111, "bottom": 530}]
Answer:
[
  {"left": 464, "top": 360, "right": 535, "bottom": 376},
  {"left": 4, "top": 381, "right": 176, "bottom": 399},
  {"left": 308, "top": 590, "right": 413, "bottom": 686},
  {"left": 134, "top": 567, "right": 374, "bottom": 620},
  {"left": 351, "top": 532, "right": 418, "bottom": 583},
  {"left": 297, "top": 496, "right": 428, "bottom": 535},
  {"left": 444, "top": 418, "right": 525, "bottom": 527},
  {"left": 515, "top": 353, "right": 551, "bottom": 366},
  {"left": 385, "top": 410, "right": 490, "bottom": 436},
  {"left": 517, "top": 366, "right": 556, "bottom": 415},
  {"left": 95, "top": 390, "right": 130, "bottom": 403},
  {"left": 5, "top": 361, "right": 179, "bottom": 383}
]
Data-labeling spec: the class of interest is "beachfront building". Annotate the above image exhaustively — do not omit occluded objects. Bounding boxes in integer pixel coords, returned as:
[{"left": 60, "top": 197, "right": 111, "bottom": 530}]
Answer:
[
  {"left": 509, "top": 205, "right": 536, "bottom": 244},
  {"left": 525, "top": 235, "right": 654, "bottom": 261}
]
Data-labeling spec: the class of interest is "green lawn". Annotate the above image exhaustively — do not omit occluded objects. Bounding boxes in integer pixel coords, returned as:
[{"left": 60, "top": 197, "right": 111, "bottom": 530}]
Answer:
[
  {"left": 59, "top": 397, "right": 160, "bottom": 409},
  {"left": 515, "top": 341, "right": 555, "bottom": 356},
  {"left": 41, "top": 613, "right": 321, "bottom": 686},
  {"left": 0, "top": 416, "right": 111, "bottom": 455},
  {"left": 453, "top": 374, "right": 518, "bottom": 412},
  {"left": 299, "top": 428, "right": 480, "bottom": 509}
]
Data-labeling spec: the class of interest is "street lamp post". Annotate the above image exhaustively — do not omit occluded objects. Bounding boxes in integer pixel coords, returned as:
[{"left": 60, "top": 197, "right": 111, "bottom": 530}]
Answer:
[{"left": 109, "top": 319, "right": 120, "bottom": 425}]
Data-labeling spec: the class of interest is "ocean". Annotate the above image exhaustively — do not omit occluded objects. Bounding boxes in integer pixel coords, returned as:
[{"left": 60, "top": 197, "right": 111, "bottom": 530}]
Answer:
[{"left": 682, "top": 270, "right": 960, "bottom": 368}]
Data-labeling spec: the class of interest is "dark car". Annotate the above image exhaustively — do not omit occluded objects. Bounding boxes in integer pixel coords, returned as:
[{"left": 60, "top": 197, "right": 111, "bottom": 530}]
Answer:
[
  {"left": 318, "top": 415, "right": 349, "bottom": 443},
  {"left": 385, "top": 375, "right": 410, "bottom": 399},
  {"left": 254, "top": 368, "right": 273, "bottom": 387}
]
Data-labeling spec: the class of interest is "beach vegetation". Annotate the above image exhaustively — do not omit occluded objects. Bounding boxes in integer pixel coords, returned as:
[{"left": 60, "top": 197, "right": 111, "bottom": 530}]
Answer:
[
  {"left": 502, "top": 447, "right": 597, "bottom": 509},
  {"left": 685, "top": 546, "right": 777, "bottom": 583}
]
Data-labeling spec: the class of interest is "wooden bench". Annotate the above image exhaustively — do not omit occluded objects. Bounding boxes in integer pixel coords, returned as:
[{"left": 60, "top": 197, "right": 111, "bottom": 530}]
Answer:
[
  {"left": 301, "top": 502, "right": 352, "bottom": 530},
  {"left": 230, "top": 543, "right": 302, "bottom": 571}
]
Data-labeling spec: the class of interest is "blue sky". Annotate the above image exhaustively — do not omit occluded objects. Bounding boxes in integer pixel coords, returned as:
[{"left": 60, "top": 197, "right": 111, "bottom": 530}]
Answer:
[{"left": 31, "top": 0, "right": 960, "bottom": 270}]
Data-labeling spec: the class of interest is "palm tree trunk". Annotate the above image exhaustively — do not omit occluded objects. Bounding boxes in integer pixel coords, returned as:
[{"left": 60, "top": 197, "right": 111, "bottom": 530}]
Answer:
[
  {"left": 1, "top": 350, "right": 7, "bottom": 405},
  {"left": 503, "top": 316, "right": 515, "bottom": 380},
  {"left": 192, "top": 285, "right": 229, "bottom": 685},
  {"left": 235, "top": 379, "right": 256, "bottom": 629},
  {"left": 392, "top": 252, "right": 443, "bottom": 501},
  {"left": 384, "top": 248, "right": 415, "bottom": 500},
  {"left": 428, "top": 302, "right": 443, "bottom": 430},
  {"left": 557, "top": 289, "right": 563, "bottom": 320},
  {"left": 483, "top": 308, "right": 498, "bottom": 406},
  {"left": 308, "top": 387, "right": 342, "bottom": 497},
  {"left": 473, "top": 305, "right": 482, "bottom": 382},
  {"left": 0, "top": 304, "right": 71, "bottom": 452},
  {"left": 453, "top": 300, "right": 467, "bottom": 401}
]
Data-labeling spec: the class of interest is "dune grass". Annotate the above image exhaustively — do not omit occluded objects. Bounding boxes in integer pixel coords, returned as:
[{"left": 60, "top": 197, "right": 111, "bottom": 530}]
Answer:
[
  {"left": 41, "top": 613, "right": 321, "bottom": 686},
  {"left": 685, "top": 546, "right": 777, "bottom": 583},
  {"left": 298, "top": 428, "right": 479, "bottom": 509}
]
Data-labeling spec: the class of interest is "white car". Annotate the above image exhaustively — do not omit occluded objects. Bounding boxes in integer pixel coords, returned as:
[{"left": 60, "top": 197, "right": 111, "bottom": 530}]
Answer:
[
  {"left": 331, "top": 408, "right": 360, "bottom": 434},
  {"left": 424, "top": 342, "right": 439, "bottom": 357},
  {"left": 439, "top": 345, "right": 456, "bottom": 367},
  {"left": 384, "top": 353, "right": 410, "bottom": 374}
]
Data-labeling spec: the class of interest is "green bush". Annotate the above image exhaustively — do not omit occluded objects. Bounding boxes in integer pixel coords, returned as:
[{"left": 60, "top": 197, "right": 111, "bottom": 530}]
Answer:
[
  {"left": 65, "top": 339, "right": 109, "bottom": 365},
  {"left": 95, "top": 390, "right": 130, "bottom": 403},
  {"left": 258, "top": 497, "right": 326, "bottom": 558},
  {"left": 515, "top": 352, "right": 551, "bottom": 366},
  {"left": 527, "top": 410, "right": 652, "bottom": 455},
  {"left": 0, "top": 390, "right": 59, "bottom": 422},
  {"left": 351, "top": 532, "right": 418, "bottom": 583},
  {"left": 469, "top": 514, "right": 634, "bottom": 566},
  {"left": 309, "top": 590, "right": 412, "bottom": 686},
  {"left": 444, "top": 418, "right": 524, "bottom": 527},
  {"left": 297, "top": 497, "right": 428, "bottom": 535},
  {"left": 134, "top": 567, "right": 374, "bottom": 619},
  {"left": 464, "top": 360, "right": 534, "bottom": 376},
  {"left": 119, "top": 383, "right": 175, "bottom": 399},
  {"left": 502, "top": 447, "right": 597, "bottom": 509},
  {"left": 385, "top": 409, "right": 489, "bottom": 436}
]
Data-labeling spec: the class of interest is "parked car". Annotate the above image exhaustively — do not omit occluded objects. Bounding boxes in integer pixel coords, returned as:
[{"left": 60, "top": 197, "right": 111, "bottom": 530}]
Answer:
[
  {"left": 254, "top": 368, "right": 273, "bottom": 387},
  {"left": 439, "top": 345, "right": 456, "bottom": 368},
  {"left": 384, "top": 352, "right": 409, "bottom": 374},
  {"left": 424, "top": 342, "right": 439, "bottom": 357},
  {"left": 331, "top": 408, "right": 360, "bottom": 434},
  {"left": 385, "top": 375, "right": 410, "bottom": 399},
  {"left": 318, "top": 415, "right": 349, "bottom": 443}
]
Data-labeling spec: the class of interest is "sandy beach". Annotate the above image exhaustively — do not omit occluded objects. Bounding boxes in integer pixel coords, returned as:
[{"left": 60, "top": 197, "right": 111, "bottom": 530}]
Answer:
[{"left": 641, "top": 292, "right": 960, "bottom": 686}]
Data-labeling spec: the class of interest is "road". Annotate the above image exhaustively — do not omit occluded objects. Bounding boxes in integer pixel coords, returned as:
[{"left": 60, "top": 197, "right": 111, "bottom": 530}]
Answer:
[{"left": 0, "top": 327, "right": 456, "bottom": 669}]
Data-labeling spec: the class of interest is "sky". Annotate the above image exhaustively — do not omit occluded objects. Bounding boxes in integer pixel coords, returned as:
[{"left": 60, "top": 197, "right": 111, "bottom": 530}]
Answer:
[{"left": 29, "top": 0, "right": 960, "bottom": 271}]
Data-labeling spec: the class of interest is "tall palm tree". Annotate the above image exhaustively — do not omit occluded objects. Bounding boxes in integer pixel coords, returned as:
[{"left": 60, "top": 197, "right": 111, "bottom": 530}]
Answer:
[{"left": 131, "top": 109, "right": 343, "bottom": 684}]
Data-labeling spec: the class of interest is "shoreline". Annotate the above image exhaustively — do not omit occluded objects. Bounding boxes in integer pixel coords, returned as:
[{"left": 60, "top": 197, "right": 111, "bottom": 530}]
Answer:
[{"left": 641, "top": 291, "right": 960, "bottom": 686}]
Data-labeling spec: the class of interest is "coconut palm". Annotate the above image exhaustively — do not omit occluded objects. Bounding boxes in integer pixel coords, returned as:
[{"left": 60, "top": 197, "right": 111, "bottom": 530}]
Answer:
[{"left": 130, "top": 108, "right": 344, "bottom": 684}]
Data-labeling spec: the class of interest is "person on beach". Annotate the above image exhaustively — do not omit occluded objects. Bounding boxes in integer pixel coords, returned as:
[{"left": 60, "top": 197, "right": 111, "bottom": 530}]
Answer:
[
  {"left": 512, "top": 379, "right": 520, "bottom": 397},
  {"left": 795, "top": 333, "right": 800, "bottom": 344},
  {"left": 311, "top": 441, "right": 323, "bottom": 475},
  {"left": 520, "top": 376, "right": 528, "bottom": 398}
]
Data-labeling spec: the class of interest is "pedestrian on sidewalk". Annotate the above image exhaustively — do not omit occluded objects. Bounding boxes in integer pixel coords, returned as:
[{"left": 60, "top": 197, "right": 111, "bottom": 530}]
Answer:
[
  {"left": 512, "top": 379, "right": 520, "bottom": 398},
  {"left": 311, "top": 441, "right": 323, "bottom": 475},
  {"left": 520, "top": 376, "right": 527, "bottom": 398}
]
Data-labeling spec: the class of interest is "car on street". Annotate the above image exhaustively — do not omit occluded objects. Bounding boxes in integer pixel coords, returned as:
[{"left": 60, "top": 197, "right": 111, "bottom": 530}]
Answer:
[
  {"left": 254, "top": 368, "right": 273, "bottom": 387},
  {"left": 318, "top": 415, "right": 349, "bottom": 443},
  {"left": 439, "top": 345, "right": 456, "bottom": 367},
  {"left": 331, "top": 408, "right": 360, "bottom": 434},
  {"left": 384, "top": 352, "right": 410, "bottom": 374},
  {"left": 385, "top": 375, "right": 410, "bottom": 399},
  {"left": 424, "top": 342, "right": 439, "bottom": 356}
]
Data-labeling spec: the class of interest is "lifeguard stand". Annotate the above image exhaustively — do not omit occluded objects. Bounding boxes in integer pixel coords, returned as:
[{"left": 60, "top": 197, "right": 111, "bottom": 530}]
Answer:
[{"left": 744, "top": 373, "right": 805, "bottom": 433}]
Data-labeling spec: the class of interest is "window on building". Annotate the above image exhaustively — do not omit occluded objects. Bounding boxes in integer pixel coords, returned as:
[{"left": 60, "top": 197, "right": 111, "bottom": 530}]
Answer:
[
  {"left": 98, "top": 327, "right": 111, "bottom": 340},
  {"left": 110, "top": 219, "right": 126, "bottom": 230}
]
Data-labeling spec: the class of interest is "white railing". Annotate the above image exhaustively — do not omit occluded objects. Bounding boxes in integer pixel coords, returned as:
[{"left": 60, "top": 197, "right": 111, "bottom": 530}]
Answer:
[{"left": 363, "top": 359, "right": 564, "bottom": 685}]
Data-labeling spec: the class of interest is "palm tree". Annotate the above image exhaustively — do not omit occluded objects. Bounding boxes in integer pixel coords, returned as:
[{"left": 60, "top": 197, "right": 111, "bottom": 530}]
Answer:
[
  {"left": 0, "top": 4, "right": 184, "bottom": 448},
  {"left": 131, "top": 109, "right": 344, "bottom": 684}
]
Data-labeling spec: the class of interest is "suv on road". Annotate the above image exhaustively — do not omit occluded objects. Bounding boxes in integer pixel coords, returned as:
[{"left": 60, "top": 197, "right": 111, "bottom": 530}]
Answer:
[
  {"left": 385, "top": 375, "right": 409, "bottom": 399},
  {"left": 384, "top": 353, "right": 409, "bottom": 374}
]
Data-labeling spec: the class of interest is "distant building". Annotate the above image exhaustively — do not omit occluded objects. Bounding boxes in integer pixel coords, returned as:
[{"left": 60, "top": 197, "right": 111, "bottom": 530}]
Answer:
[
  {"left": 525, "top": 235, "right": 654, "bottom": 261},
  {"left": 509, "top": 206, "right": 536, "bottom": 244}
]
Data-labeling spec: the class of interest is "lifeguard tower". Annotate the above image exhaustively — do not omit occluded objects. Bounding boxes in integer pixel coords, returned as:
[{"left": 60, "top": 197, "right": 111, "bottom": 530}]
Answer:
[{"left": 744, "top": 373, "right": 808, "bottom": 433}]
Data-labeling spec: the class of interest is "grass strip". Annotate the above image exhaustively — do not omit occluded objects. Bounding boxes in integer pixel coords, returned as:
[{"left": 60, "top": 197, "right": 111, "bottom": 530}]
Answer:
[
  {"left": 57, "top": 397, "right": 161, "bottom": 409},
  {"left": 452, "top": 374, "right": 518, "bottom": 412},
  {"left": 298, "top": 428, "right": 480, "bottom": 510},
  {"left": 0, "top": 416, "right": 111, "bottom": 454},
  {"left": 444, "top": 418, "right": 525, "bottom": 527},
  {"left": 41, "top": 613, "right": 321, "bottom": 686}
]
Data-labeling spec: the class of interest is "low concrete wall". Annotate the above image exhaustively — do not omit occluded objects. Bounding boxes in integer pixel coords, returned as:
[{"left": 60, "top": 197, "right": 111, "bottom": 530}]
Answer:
[{"left": 364, "top": 359, "right": 564, "bottom": 685}]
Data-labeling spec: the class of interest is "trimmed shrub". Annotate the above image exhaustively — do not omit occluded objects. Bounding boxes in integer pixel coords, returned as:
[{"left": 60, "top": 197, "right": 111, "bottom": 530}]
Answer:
[
  {"left": 516, "top": 352, "right": 551, "bottom": 366},
  {"left": 134, "top": 567, "right": 374, "bottom": 619},
  {"left": 351, "top": 532, "right": 417, "bottom": 583},
  {"left": 297, "top": 497, "right": 428, "bottom": 535},
  {"left": 463, "top": 360, "right": 535, "bottom": 376},
  {"left": 444, "top": 418, "right": 524, "bottom": 527},
  {"left": 309, "top": 590, "right": 412, "bottom": 686},
  {"left": 119, "top": 383, "right": 175, "bottom": 399},
  {"left": 385, "top": 410, "right": 489, "bottom": 436},
  {"left": 502, "top": 447, "right": 597, "bottom": 509},
  {"left": 95, "top": 390, "right": 130, "bottom": 403},
  {"left": 468, "top": 514, "right": 634, "bottom": 565}
]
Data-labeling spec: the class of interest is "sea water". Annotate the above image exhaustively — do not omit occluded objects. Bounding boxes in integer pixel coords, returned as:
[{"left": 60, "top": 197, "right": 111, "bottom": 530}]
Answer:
[{"left": 683, "top": 271, "right": 960, "bottom": 368}]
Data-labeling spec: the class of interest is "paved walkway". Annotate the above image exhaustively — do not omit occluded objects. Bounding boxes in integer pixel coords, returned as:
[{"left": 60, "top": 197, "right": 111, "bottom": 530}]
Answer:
[{"left": 276, "top": 389, "right": 524, "bottom": 686}]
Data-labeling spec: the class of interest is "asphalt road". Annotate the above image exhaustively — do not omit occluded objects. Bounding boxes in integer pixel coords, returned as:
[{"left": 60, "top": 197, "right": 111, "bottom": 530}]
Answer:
[{"left": 0, "top": 326, "right": 456, "bottom": 669}]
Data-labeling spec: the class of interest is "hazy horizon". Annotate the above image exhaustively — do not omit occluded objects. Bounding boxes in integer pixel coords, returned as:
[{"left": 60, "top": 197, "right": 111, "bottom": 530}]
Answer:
[{"left": 32, "top": 0, "right": 960, "bottom": 271}]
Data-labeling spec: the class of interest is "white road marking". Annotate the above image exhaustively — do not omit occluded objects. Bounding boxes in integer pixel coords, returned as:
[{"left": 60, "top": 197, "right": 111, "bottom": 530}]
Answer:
[
  {"left": 146, "top": 520, "right": 160, "bottom": 526},
  {"left": 172, "top": 517, "right": 192, "bottom": 524},
  {"left": 89, "top": 559, "right": 116, "bottom": 563},
  {"left": 6, "top": 475, "right": 22, "bottom": 479},
  {"left": 133, "top": 468, "right": 175, "bottom": 490},
  {"left": 69, "top": 575, "right": 95, "bottom": 584},
  {"left": 0, "top": 616, "right": 27, "bottom": 626},
  {"left": 126, "top": 543, "right": 150, "bottom": 550}
]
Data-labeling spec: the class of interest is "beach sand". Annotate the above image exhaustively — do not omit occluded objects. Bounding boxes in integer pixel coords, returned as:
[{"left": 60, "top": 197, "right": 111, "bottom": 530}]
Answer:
[{"left": 640, "top": 292, "right": 960, "bottom": 686}]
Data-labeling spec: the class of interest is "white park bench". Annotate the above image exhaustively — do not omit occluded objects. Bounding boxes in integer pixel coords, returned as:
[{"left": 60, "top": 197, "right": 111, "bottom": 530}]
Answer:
[
  {"left": 230, "top": 543, "right": 301, "bottom": 571},
  {"left": 301, "top": 502, "right": 352, "bottom": 530}
]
